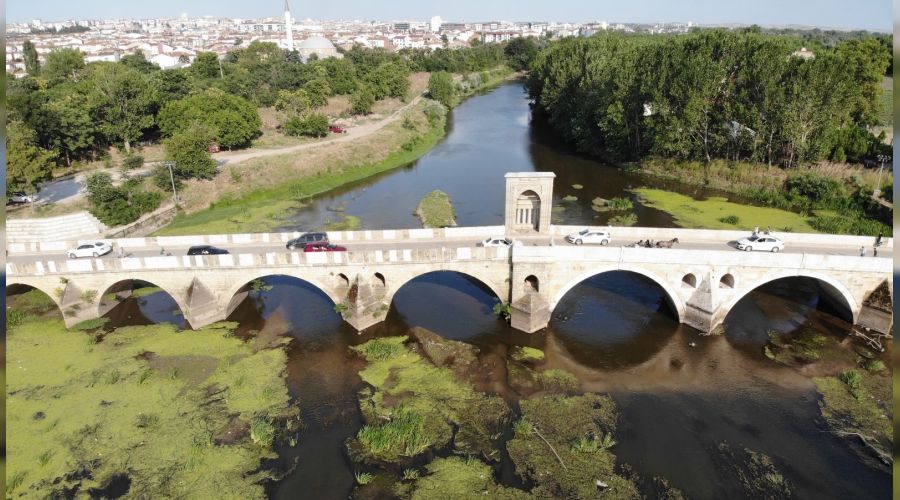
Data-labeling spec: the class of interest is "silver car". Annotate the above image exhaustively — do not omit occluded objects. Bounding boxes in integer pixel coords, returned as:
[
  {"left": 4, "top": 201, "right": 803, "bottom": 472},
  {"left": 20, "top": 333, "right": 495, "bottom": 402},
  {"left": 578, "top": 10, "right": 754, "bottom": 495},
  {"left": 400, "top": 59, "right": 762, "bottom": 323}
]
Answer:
[
  {"left": 736, "top": 235, "right": 785, "bottom": 253},
  {"left": 566, "top": 229, "right": 611, "bottom": 245},
  {"left": 68, "top": 242, "right": 113, "bottom": 259}
]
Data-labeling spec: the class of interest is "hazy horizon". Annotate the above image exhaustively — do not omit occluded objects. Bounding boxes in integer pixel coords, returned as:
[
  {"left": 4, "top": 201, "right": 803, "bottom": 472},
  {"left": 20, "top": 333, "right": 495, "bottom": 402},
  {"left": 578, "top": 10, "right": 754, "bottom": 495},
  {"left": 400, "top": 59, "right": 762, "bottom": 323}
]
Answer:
[{"left": 7, "top": 0, "right": 892, "bottom": 32}]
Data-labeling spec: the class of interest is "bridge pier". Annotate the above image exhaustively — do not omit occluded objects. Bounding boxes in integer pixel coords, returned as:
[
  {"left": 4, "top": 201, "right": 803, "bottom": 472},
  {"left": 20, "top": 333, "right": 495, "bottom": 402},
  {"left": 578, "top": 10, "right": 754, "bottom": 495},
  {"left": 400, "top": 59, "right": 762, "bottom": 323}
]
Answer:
[
  {"left": 336, "top": 275, "right": 390, "bottom": 332},
  {"left": 510, "top": 292, "right": 551, "bottom": 333}
]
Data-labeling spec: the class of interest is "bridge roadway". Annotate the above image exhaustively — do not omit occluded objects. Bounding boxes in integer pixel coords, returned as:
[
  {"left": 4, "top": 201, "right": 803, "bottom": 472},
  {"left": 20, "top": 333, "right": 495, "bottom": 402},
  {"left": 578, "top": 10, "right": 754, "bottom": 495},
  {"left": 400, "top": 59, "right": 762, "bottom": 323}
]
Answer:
[
  {"left": 5, "top": 233, "right": 893, "bottom": 264},
  {"left": 6, "top": 225, "right": 893, "bottom": 336}
]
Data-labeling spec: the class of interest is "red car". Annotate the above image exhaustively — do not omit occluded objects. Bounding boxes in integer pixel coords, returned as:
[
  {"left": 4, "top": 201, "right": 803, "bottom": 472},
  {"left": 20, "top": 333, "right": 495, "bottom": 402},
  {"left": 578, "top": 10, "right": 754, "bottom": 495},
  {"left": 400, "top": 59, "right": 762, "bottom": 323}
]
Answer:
[
  {"left": 329, "top": 124, "right": 348, "bottom": 134},
  {"left": 208, "top": 143, "right": 220, "bottom": 153},
  {"left": 304, "top": 242, "right": 347, "bottom": 252}
]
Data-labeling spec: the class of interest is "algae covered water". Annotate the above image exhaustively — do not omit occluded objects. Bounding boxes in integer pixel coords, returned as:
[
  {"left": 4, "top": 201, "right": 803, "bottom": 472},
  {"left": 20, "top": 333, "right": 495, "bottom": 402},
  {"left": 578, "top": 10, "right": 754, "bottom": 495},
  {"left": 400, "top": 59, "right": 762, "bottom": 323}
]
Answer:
[{"left": 79, "top": 269, "right": 885, "bottom": 499}]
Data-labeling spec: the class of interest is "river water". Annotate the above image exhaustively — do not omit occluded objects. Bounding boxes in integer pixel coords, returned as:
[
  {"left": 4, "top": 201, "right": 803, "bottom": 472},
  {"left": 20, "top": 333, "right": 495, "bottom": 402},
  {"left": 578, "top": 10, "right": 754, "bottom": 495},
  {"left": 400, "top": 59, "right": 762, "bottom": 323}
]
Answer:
[{"left": 55, "top": 82, "right": 891, "bottom": 498}]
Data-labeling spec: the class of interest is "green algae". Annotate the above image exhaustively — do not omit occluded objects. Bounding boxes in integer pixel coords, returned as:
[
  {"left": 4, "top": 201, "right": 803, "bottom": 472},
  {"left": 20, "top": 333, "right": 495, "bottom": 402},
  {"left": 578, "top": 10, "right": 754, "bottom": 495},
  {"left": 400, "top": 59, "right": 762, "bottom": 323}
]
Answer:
[
  {"left": 713, "top": 443, "right": 792, "bottom": 498},
  {"left": 813, "top": 374, "right": 892, "bottom": 464},
  {"left": 6, "top": 318, "right": 291, "bottom": 498},
  {"left": 409, "top": 457, "right": 527, "bottom": 500},
  {"left": 510, "top": 346, "right": 545, "bottom": 363}
]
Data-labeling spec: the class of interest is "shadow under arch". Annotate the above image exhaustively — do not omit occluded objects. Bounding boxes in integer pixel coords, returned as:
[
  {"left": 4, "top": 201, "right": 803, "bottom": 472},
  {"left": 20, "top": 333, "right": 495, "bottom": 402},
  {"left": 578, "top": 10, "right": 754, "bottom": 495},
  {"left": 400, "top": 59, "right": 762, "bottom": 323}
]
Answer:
[
  {"left": 6, "top": 283, "right": 64, "bottom": 321},
  {"left": 550, "top": 267, "right": 684, "bottom": 322},
  {"left": 387, "top": 270, "right": 506, "bottom": 344},
  {"left": 97, "top": 279, "right": 189, "bottom": 328},
  {"left": 714, "top": 272, "right": 856, "bottom": 330},
  {"left": 224, "top": 273, "right": 341, "bottom": 319},
  {"left": 546, "top": 270, "right": 682, "bottom": 369}
]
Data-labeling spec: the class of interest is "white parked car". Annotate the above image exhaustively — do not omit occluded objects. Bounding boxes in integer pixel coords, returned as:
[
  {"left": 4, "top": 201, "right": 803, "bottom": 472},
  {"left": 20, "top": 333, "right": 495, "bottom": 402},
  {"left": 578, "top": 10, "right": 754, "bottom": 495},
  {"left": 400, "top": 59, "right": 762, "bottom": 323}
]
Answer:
[
  {"left": 566, "top": 228, "right": 611, "bottom": 245},
  {"left": 7, "top": 192, "right": 38, "bottom": 204},
  {"left": 479, "top": 236, "right": 513, "bottom": 247},
  {"left": 736, "top": 234, "right": 785, "bottom": 253},
  {"left": 68, "top": 242, "right": 113, "bottom": 259}
]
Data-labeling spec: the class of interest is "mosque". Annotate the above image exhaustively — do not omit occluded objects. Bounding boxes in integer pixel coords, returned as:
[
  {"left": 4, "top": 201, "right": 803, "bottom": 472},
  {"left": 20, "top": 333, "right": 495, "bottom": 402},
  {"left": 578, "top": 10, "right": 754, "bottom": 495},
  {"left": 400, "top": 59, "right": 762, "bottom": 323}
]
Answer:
[{"left": 283, "top": 0, "right": 342, "bottom": 62}]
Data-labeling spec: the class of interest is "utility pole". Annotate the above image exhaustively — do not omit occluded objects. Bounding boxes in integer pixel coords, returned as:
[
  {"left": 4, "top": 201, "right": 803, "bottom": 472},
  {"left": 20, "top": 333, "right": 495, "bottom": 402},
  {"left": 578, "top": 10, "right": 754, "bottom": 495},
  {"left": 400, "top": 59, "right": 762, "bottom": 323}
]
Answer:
[
  {"left": 163, "top": 161, "right": 179, "bottom": 204},
  {"left": 875, "top": 154, "right": 891, "bottom": 199}
]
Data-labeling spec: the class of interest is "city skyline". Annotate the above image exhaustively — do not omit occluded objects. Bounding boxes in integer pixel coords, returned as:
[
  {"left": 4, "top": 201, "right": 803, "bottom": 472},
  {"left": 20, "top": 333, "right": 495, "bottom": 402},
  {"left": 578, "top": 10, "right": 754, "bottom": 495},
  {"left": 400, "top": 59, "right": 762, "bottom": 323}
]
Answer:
[{"left": 7, "top": 0, "right": 892, "bottom": 32}]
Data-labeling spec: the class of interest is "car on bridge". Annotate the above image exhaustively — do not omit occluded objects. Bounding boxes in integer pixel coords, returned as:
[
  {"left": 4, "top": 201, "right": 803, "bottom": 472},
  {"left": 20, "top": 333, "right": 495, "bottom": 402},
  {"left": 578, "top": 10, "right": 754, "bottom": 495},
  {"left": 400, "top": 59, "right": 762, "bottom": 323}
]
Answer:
[
  {"left": 565, "top": 228, "right": 611, "bottom": 245},
  {"left": 304, "top": 242, "right": 347, "bottom": 252},
  {"left": 187, "top": 245, "right": 230, "bottom": 256},
  {"left": 479, "top": 236, "right": 515, "bottom": 247},
  {"left": 287, "top": 232, "right": 329, "bottom": 250},
  {"left": 68, "top": 242, "right": 113, "bottom": 259},
  {"left": 736, "top": 234, "right": 785, "bottom": 253}
]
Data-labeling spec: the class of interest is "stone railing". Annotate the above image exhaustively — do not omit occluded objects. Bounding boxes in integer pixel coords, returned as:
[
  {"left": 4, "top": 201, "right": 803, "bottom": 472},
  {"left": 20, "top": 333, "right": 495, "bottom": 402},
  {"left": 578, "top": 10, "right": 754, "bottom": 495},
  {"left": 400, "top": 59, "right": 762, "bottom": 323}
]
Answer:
[
  {"left": 6, "top": 226, "right": 507, "bottom": 255},
  {"left": 6, "top": 245, "right": 510, "bottom": 277}
]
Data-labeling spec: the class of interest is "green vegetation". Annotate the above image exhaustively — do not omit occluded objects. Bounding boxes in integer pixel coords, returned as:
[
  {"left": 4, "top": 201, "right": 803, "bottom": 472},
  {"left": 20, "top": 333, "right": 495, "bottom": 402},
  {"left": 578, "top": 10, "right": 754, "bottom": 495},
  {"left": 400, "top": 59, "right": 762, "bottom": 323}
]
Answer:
[
  {"left": 510, "top": 346, "right": 545, "bottom": 363},
  {"left": 506, "top": 394, "right": 638, "bottom": 498},
  {"left": 6, "top": 120, "right": 57, "bottom": 193},
  {"left": 131, "top": 286, "right": 164, "bottom": 298},
  {"left": 158, "top": 89, "right": 261, "bottom": 149},
  {"left": 408, "top": 457, "right": 524, "bottom": 499},
  {"left": 159, "top": 124, "right": 218, "bottom": 186},
  {"left": 608, "top": 213, "right": 638, "bottom": 227},
  {"left": 85, "top": 171, "right": 163, "bottom": 226},
  {"left": 529, "top": 30, "right": 890, "bottom": 167},
  {"left": 415, "top": 190, "right": 457, "bottom": 228},
  {"left": 324, "top": 213, "right": 361, "bottom": 231},
  {"left": 814, "top": 373, "right": 892, "bottom": 465},
  {"left": 635, "top": 189, "right": 818, "bottom": 233},
  {"left": 6, "top": 318, "right": 291, "bottom": 498},
  {"left": 764, "top": 329, "right": 832, "bottom": 365},
  {"left": 282, "top": 113, "right": 330, "bottom": 138},
  {"left": 719, "top": 215, "right": 740, "bottom": 225},
  {"left": 714, "top": 443, "right": 793, "bottom": 498},
  {"left": 427, "top": 71, "right": 456, "bottom": 107},
  {"left": 72, "top": 317, "right": 109, "bottom": 331}
]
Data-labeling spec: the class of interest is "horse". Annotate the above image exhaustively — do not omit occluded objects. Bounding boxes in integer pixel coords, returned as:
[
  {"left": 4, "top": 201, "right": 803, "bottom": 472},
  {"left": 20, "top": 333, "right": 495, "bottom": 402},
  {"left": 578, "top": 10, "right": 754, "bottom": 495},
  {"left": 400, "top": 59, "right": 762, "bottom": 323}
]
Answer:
[{"left": 655, "top": 238, "right": 679, "bottom": 248}]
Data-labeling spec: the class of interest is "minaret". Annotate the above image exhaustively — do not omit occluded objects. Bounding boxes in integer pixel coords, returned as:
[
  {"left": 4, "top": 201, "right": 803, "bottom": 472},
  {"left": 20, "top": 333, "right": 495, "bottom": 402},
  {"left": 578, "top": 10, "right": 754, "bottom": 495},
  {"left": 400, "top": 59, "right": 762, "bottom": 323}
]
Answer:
[{"left": 284, "top": 0, "right": 294, "bottom": 51}]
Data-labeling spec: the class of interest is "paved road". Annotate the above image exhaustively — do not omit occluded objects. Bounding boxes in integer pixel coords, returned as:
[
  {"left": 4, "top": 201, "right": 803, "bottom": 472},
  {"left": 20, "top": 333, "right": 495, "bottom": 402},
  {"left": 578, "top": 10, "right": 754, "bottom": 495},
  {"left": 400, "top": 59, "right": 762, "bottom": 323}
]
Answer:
[
  {"left": 7, "top": 235, "right": 892, "bottom": 265},
  {"left": 33, "top": 166, "right": 158, "bottom": 205}
]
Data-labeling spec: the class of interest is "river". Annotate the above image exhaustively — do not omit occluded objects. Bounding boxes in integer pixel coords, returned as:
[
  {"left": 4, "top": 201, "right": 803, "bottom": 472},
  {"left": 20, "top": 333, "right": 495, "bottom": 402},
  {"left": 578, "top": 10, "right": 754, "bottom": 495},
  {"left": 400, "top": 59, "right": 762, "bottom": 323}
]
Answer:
[{"left": 43, "top": 81, "right": 893, "bottom": 498}]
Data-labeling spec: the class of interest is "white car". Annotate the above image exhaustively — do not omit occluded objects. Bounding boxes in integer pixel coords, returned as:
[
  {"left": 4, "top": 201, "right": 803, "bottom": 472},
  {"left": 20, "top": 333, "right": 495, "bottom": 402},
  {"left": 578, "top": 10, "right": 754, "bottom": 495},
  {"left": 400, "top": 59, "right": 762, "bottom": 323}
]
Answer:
[
  {"left": 736, "top": 235, "right": 785, "bottom": 253},
  {"left": 8, "top": 192, "right": 38, "bottom": 204},
  {"left": 479, "top": 236, "right": 513, "bottom": 247},
  {"left": 566, "top": 228, "right": 611, "bottom": 245},
  {"left": 68, "top": 242, "right": 113, "bottom": 259}
]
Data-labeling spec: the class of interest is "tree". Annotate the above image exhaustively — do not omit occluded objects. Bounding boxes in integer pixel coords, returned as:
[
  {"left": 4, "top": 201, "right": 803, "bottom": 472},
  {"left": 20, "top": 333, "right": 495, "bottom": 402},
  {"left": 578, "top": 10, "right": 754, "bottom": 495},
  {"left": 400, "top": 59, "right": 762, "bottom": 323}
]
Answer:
[
  {"left": 120, "top": 51, "right": 160, "bottom": 73},
  {"left": 150, "top": 69, "right": 193, "bottom": 103},
  {"left": 282, "top": 113, "right": 330, "bottom": 137},
  {"left": 7, "top": 120, "right": 55, "bottom": 193},
  {"left": 23, "top": 40, "right": 40, "bottom": 76},
  {"left": 428, "top": 71, "right": 456, "bottom": 107},
  {"left": 504, "top": 37, "right": 538, "bottom": 71},
  {"left": 42, "top": 48, "right": 85, "bottom": 83},
  {"left": 275, "top": 89, "right": 311, "bottom": 116},
  {"left": 350, "top": 84, "right": 375, "bottom": 115},
  {"left": 89, "top": 64, "right": 156, "bottom": 153},
  {"left": 365, "top": 62, "right": 409, "bottom": 100},
  {"left": 42, "top": 90, "right": 96, "bottom": 165},
  {"left": 158, "top": 88, "right": 261, "bottom": 149},
  {"left": 192, "top": 52, "right": 221, "bottom": 79},
  {"left": 303, "top": 78, "right": 332, "bottom": 108},
  {"left": 164, "top": 124, "right": 218, "bottom": 181},
  {"left": 85, "top": 172, "right": 162, "bottom": 226}
]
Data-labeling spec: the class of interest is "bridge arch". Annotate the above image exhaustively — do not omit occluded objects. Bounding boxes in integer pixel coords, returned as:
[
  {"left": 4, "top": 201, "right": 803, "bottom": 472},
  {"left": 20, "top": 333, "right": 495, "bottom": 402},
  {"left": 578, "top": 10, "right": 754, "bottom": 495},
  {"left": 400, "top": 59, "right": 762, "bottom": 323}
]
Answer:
[
  {"left": 224, "top": 272, "right": 342, "bottom": 318},
  {"left": 711, "top": 271, "right": 858, "bottom": 330},
  {"left": 386, "top": 268, "right": 506, "bottom": 306},
  {"left": 550, "top": 266, "right": 686, "bottom": 322},
  {"left": 6, "top": 281, "right": 64, "bottom": 318},
  {"left": 96, "top": 278, "right": 189, "bottom": 321}
]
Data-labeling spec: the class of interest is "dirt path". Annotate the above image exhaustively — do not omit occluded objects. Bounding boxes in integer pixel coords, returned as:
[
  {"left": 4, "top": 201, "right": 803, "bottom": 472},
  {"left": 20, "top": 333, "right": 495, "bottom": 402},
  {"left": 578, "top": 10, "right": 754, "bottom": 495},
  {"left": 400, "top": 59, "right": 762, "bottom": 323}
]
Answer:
[{"left": 214, "top": 93, "right": 426, "bottom": 166}]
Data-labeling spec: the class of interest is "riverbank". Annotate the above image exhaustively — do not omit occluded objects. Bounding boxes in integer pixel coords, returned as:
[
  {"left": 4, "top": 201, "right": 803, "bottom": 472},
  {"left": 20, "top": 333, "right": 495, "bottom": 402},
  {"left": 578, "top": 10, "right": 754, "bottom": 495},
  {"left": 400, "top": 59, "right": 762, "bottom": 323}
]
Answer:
[
  {"left": 5, "top": 312, "right": 292, "bottom": 498},
  {"left": 155, "top": 68, "right": 517, "bottom": 236}
]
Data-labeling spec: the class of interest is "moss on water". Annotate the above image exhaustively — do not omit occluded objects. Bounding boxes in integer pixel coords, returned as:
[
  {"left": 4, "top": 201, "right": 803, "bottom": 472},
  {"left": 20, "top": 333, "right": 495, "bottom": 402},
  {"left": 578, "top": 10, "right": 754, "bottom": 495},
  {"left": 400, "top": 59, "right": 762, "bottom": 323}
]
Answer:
[
  {"left": 634, "top": 188, "right": 818, "bottom": 232},
  {"left": 6, "top": 318, "right": 291, "bottom": 498},
  {"left": 813, "top": 374, "right": 892, "bottom": 462},
  {"left": 409, "top": 457, "right": 527, "bottom": 499},
  {"left": 324, "top": 213, "right": 361, "bottom": 231},
  {"left": 510, "top": 346, "right": 545, "bottom": 363},
  {"left": 131, "top": 286, "right": 164, "bottom": 298}
]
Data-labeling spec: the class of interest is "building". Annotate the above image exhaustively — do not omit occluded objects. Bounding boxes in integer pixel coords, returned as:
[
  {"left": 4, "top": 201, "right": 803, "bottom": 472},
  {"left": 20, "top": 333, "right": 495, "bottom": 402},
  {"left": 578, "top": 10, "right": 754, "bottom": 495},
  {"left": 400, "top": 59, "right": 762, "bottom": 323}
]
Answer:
[
  {"left": 284, "top": 0, "right": 294, "bottom": 51},
  {"left": 296, "top": 36, "right": 341, "bottom": 62},
  {"left": 393, "top": 22, "right": 410, "bottom": 31},
  {"left": 430, "top": 16, "right": 442, "bottom": 33}
]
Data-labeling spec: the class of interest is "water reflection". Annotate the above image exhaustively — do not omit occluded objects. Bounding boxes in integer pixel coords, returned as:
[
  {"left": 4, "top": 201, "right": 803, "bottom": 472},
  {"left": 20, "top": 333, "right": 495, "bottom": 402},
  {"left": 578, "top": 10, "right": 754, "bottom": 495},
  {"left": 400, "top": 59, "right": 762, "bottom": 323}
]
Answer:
[{"left": 101, "top": 281, "right": 188, "bottom": 329}]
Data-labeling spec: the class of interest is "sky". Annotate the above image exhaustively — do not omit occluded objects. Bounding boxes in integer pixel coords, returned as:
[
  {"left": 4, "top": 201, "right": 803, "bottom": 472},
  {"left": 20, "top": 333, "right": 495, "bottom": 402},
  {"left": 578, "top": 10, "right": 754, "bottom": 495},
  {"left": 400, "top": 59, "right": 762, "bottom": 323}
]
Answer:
[{"left": 7, "top": 0, "right": 892, "bottom": 32}]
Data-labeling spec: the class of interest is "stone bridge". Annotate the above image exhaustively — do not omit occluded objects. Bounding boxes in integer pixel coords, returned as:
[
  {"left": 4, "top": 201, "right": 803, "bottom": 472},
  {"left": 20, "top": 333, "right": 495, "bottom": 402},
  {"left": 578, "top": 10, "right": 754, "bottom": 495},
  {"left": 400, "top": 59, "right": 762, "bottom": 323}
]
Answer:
[{"left": 6, "top": 172, "right": 893, "bottom": 335}]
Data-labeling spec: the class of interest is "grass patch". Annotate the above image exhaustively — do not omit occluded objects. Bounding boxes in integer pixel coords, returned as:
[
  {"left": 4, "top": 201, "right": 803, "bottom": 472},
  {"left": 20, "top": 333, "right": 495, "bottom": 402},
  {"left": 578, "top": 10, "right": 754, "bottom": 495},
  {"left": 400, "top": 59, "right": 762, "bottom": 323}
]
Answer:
[
  {"left": 878, "top": 77, "right": 892, "bottom": 127},
  {"left": 608, "top": 213, "right": 638, "bottom": 226},
  {"left": 510, "top": 346, "right": 545, "bottom": 363},
  {"left": 324, "top": 214, "right": 361, "bottom": 231},
  {"left": 814, "top": 372, "right": 892, "bottom": 461},
  {"left": 634, "top": 188, "right": 818, "bottom": 232},
  {"left": 6, "top": 319, "right": 291, "bottom": 498},
  {"left": 415, "top": 190, "right": 457, "bottom": 228},
  {"left": 131, "top": 286, "right": 164, "bottom": 299},
  {"left": 72, "top": 317, "right": 110, "bottom": 331},
  {"left": 409, "top": 456, "right": 521, "bottom": 499}
]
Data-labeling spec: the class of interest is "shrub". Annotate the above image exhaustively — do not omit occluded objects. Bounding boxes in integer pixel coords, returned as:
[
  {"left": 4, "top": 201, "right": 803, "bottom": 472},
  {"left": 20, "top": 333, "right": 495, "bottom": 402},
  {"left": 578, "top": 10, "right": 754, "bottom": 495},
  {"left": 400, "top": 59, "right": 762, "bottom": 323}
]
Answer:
[
  {"left": 719, "top": 215, "right": 740, "bottom": 225},
  {"left": 838, "top": 370, "right": 862, "bottom": 398},
  {"left": 427, "top": 71, "right": 456, "bottom": 107},
  {"left": 122, "top": 155, "right": 144, "bottom": 170},
  {"left": 609, "top": 213, "right": 638, "bottom": 226},
  {"left": 350, "top": 84, "right": 375, "bottom": 115},
  {"left": 282, "top": 113, "right": 329, "bottom": 138},
  {"left": 80, "top": 290, "right": 97, "bottom": 304},
  {"left": 606, "top": 197, "right": 634, "bottom": 210},
  {"left": 250, "top": 418, "right": 275, "bottom": 447}
]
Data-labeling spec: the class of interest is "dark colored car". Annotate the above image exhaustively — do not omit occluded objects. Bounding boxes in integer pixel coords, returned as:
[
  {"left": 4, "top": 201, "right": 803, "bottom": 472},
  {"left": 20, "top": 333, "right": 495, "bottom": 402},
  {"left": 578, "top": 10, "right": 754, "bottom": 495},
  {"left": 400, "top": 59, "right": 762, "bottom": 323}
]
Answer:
[
  {"left": 304, "top": 242, "right": 347, "bottom": 252},
  {"left": 329, "top": 124, "right": 348, "bottom": 134},
  {"left": 187, "top": 245, "right": 230, "bottom": 255},
  {"left": 286, "top": 232, "right": 328, "bottom": 250}
]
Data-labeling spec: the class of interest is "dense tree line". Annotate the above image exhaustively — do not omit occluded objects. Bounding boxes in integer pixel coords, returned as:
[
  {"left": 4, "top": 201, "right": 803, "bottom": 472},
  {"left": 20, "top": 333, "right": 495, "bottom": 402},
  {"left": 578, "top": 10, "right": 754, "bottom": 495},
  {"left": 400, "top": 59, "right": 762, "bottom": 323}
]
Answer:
[{"left": 527, "top": 30, "right": 890, "bottom": 167}]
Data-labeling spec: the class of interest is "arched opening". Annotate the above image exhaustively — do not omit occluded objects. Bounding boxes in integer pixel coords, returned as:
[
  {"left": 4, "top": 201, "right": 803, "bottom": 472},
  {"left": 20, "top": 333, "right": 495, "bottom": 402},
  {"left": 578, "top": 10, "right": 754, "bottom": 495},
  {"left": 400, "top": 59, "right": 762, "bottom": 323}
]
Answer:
[
  {"left": 524, "top": 275, "right": 540, "bottom": 292},
  {"left": 549, "top": 270, "right": 681, "bottom": 368},
  {"left": 720, "top": 276, "right": 855, "bottom": 348},
  {"left": 719, "top": 273, "right": 735, "bottom": 289},
  {"left": 336, "top": 273, "right": 350, "bottom": 288},
  {"left": 98, "top": 280, "right": 187, "bottom": 329},
  {"left": 6, "top": 284, "right": 63, "bottom": 324},
  {"left": 515, "top": 190, "right": 541, "bottom": 231},
  {"left": 389, "top": 271, "right": 505, "bottom": 343},
  {"left": 373, "top": 272, "right": 386, "bottom": 288},
  {"left": 681, "top": 273, "right": 697, "bottom": 289},
  {"left": 225, "top": 275, "right": 342, "bottom": 341}
]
